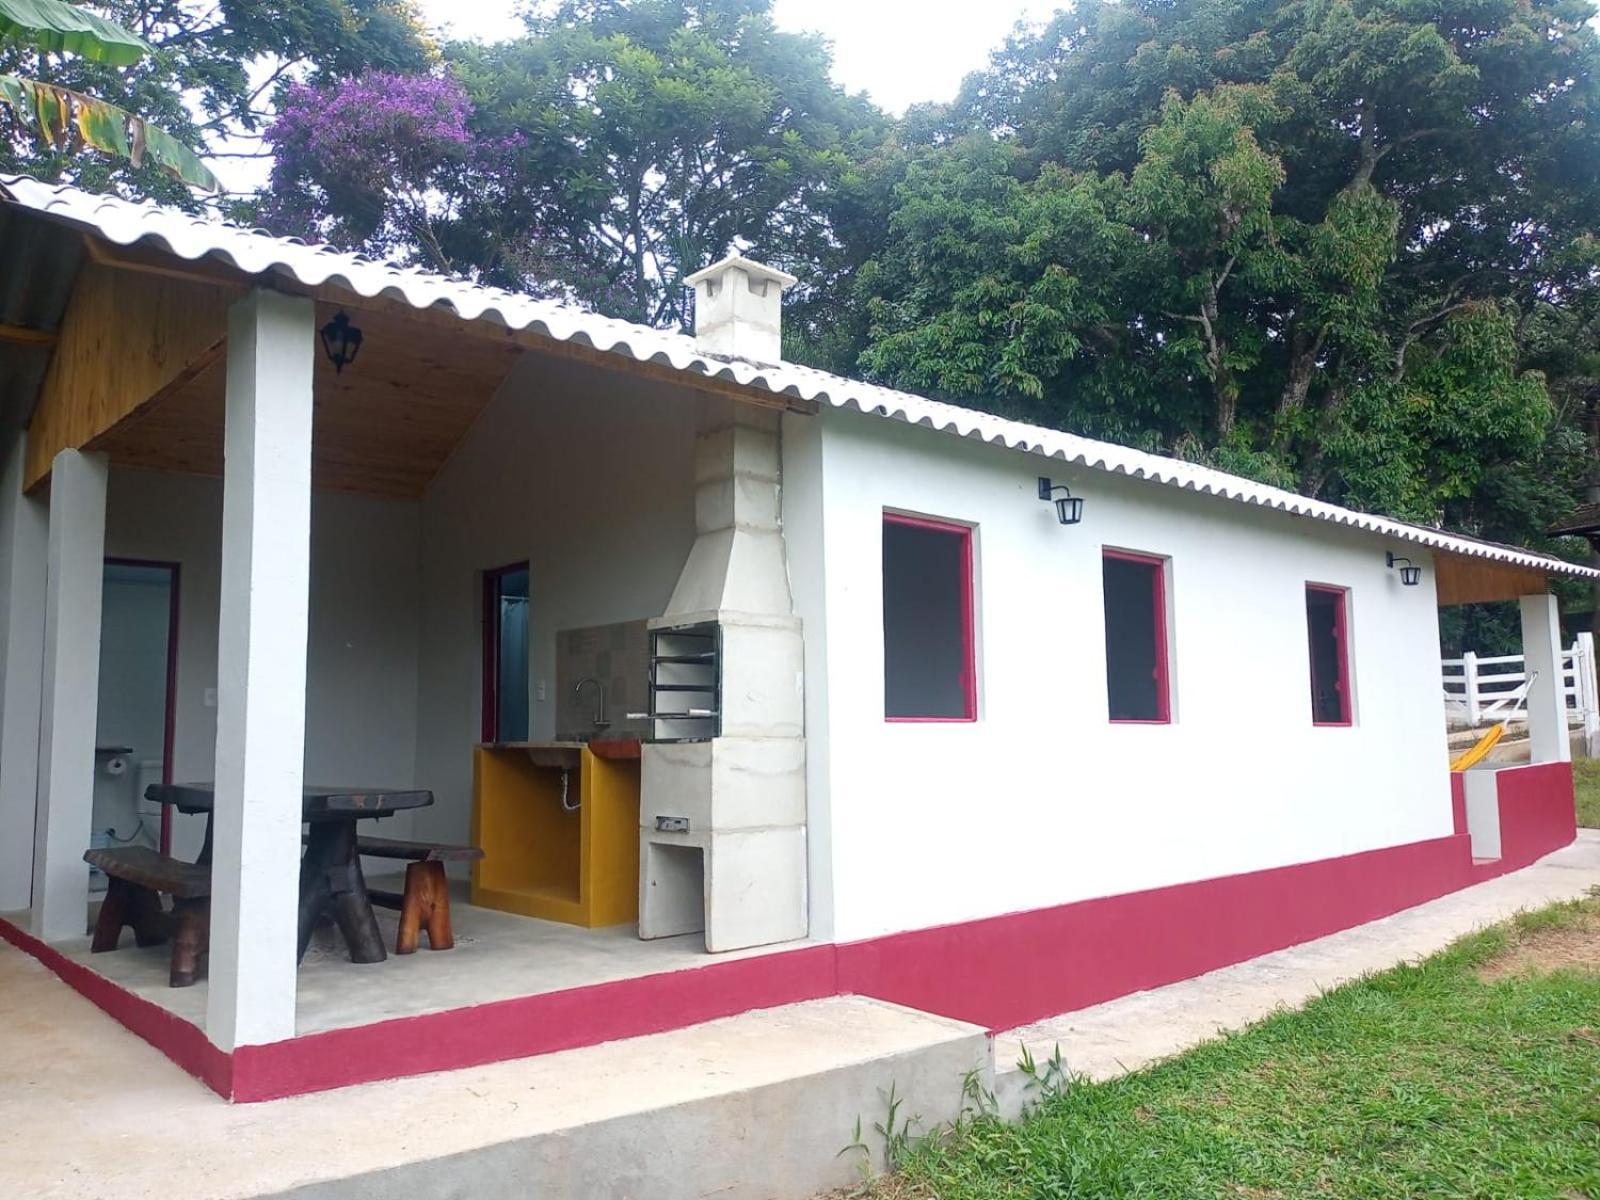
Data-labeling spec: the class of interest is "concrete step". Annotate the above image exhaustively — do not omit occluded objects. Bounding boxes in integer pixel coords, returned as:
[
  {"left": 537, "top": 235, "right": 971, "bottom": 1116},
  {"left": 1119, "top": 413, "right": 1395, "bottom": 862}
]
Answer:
[
  {"left": 1, "top": 942, "right": 990, "bottom": 1200},
  {"left": 268, "top": 997, "right": 989, "bottom": 1200}
]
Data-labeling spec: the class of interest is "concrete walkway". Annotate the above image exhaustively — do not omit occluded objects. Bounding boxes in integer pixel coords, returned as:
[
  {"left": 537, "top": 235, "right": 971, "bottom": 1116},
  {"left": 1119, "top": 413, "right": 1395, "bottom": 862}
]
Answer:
[
  {"left": 5, "top": 834, "right": 1596, "bottom": 1198},
  {"left": 0, "top": 945, "right": 985, "bottom": 1200},
  {"left": 996, "top": 829, "right": 1600, "bottom": 1109}
]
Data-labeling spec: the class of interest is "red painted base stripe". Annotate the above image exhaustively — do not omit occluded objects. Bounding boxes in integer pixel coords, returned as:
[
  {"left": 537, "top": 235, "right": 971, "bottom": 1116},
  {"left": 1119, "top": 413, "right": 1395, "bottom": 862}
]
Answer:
[
  {"left": 3, "top": 768, "right": 1579, "bottom": 1103},
  {"left": 0, "top": 916, "right": 232, "bottom": 1098},
  {"left": 231, "top": 943, "right": 839, "bottom": 1102},
  {"left": 837, "top": 834, "right": 1478, "bottom": 1032}
]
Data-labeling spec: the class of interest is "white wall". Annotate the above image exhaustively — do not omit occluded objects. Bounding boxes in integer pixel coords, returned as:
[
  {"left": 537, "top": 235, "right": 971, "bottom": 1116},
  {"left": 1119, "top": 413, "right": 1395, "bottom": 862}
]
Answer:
[
  {"left": 102, "top": 468, "right": 421, "bottom": 859},
  {"left": 411, "top": 355, "right": 699, "bottom": 844},
  {"left": 787, "top": 409, "right": 1452, "bottom": 943},
  {"left": 0, "top": 430, "right": 47, "bottom": 911}
]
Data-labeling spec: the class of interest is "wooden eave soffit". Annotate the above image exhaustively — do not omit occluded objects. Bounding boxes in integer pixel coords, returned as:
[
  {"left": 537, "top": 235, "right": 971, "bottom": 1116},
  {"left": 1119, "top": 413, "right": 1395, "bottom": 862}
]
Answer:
[
  {"left": 23, "top": 234, "right": 814, "bottom": 492},
  {"left": 1432, "top": 552, "right": 1552, "bottom": 606}
]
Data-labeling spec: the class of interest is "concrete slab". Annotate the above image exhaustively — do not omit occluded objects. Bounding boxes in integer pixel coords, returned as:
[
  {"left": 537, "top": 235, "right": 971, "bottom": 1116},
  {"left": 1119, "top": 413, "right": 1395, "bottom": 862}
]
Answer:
[
  {"left": 995, "top": 829, "right": 1600, "bottom": 1118},
  {"left": 7, "top": 884, "right": 811, "bottom": 1037},
  {"left": 0, "top": 939, "right": 987, "bottom": 1200}
]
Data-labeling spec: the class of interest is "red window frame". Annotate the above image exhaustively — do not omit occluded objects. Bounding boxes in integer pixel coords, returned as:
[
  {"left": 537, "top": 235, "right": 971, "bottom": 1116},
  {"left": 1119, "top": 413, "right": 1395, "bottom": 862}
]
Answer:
[
  {"left": 481, "top": 561, "right": 529, "bottom": 743},
  {"left": 1306, "top": 583, "right": 1353, "bottom": 727},
  {"left": 1102, "top": 548, "right": 1172, "bottom": 725},
  {"left": 882, "top": 512, "right": 977, "bottom": 723}
]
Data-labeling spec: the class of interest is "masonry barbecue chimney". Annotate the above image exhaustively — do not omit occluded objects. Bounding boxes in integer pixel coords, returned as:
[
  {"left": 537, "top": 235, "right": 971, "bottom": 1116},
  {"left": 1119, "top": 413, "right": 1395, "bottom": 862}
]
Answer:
[
  {"left": 684, "top": 253, "right": 796, "bottom": 364},
  {"left": 637, "top": 255, "right": 807, "bottom": 952}
]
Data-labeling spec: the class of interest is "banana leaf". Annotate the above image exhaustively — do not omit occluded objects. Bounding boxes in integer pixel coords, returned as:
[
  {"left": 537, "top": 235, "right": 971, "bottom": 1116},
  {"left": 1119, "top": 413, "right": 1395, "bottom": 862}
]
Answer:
[
  {"left": 0, "top": 74, "right": 218, "bottom": 190},
  {"left": 0, "top": 0, "right": 150, "bottom": 65}
]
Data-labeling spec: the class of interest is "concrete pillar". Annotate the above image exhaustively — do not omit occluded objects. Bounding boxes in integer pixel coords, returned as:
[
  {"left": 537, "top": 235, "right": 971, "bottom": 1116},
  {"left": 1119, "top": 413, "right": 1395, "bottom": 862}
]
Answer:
[
  {"left": 1519, "top": 592, "right": 1570, "bottom": 765},
  {"left": 0, "top": 434, "right": 49, "bottom": 913},
  {"left": 206, "top": 288, "right": 314, "bottom": 1051},
  {"left": 30, "top": 449, "right": 109, "bottom": 940}
]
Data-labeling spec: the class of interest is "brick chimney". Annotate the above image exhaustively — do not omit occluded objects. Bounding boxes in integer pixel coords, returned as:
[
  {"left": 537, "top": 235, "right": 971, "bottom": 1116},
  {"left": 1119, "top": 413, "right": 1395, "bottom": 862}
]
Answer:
[{"left": 685, "top": 253, "right": 797, "bottom": 364}]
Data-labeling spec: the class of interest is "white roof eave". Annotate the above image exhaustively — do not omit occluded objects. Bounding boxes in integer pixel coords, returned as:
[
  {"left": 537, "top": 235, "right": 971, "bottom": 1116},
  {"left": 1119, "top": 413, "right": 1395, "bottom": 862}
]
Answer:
[{"left": 4, "top": 174, "right": 1592, "bottom": 583}]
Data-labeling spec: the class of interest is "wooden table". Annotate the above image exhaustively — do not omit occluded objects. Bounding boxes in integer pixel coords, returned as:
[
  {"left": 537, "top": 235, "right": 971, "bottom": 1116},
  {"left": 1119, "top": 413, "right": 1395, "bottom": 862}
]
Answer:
[{"left": 146, "top": 783, "right": 434, "bottom": 964}]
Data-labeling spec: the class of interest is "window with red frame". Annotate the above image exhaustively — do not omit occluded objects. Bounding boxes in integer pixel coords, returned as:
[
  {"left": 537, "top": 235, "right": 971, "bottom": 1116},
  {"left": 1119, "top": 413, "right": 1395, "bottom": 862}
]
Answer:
[
  {"left": 1305, "top": 584, "right": 1352, "bottom": 726},
  {"left": 1102, "top": 550, "right": 1171, "bottom": 723},
  {"left": 882, "top": 514, "right": 976, "bottom": 721}
]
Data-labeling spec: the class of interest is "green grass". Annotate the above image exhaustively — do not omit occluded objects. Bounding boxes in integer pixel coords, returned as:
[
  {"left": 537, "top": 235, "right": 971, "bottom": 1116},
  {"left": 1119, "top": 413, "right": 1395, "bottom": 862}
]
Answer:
[
  {"left": 1574, "top": 758, "right": 1600, "bottom": 828},
  {"left": 877, "top": 898, "right": 1600, "bottom": 1200}
]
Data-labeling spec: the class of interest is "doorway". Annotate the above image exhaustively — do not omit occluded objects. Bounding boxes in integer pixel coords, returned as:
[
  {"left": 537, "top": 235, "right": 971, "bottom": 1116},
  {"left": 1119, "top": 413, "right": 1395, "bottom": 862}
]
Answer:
[
  {"left": 482, "top": 562, "right": 531, "bottom": 743},
  {"left": 95, "top": 559, "right": 179, "bottom": 864}
]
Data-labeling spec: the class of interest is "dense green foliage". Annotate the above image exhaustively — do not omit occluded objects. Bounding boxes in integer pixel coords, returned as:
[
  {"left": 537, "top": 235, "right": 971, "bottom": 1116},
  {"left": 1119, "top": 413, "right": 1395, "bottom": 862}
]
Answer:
[
  {"left": 880, "top": 899, "right": 1600, "bottom": 1198},
  {"left": 0, "top": 0, "right": 220, "bottom": 188},
  {"left": 852, "top": 0, "right": 1600, "bottom": 539},
  {"left": 268, "top": 0, "right": 888, "bottom": 326},
  {"left": 11, "top": 0, "right": 1599, "bottom": 565},
  {"left": 0, "top": 0, "right": 431, "bottom": 204}
]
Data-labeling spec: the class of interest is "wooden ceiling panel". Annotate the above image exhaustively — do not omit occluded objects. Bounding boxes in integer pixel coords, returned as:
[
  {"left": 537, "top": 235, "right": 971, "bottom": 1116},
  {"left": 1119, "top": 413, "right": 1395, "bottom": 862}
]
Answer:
[
  {"left": 90, "top": 302, "right": 524, "bottom": 498},
  {"left": 1433, "top": 553, "right": 1551, "bottom": 606}
]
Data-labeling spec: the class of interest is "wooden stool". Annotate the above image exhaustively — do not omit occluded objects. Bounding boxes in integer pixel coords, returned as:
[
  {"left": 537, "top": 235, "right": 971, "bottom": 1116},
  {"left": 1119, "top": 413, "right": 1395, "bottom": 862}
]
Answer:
[{"left": 357, "top": 837, "right": 484, "bottom": 954}]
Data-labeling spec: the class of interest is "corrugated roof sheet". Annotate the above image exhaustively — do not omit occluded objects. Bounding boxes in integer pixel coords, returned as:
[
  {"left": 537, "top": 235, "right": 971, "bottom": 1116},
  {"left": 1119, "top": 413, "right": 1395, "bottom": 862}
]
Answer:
[{"left": 3, "top": 173, "right": 1593, "bottom": 582}]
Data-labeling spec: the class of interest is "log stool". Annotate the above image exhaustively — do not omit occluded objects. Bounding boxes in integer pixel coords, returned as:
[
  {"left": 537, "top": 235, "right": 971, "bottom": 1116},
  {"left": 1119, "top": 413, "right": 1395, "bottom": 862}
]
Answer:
[
  {"left": 357, "top": 837, "right": 484, "bottom": 954},
  {"left": 83, "top": 846, "right": 211, "bottom": 987}
]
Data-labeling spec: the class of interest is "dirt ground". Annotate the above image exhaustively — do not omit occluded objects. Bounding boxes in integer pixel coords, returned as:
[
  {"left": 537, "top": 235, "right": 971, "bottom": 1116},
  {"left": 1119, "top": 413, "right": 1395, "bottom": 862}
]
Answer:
[{"left": 1476, "top": 905, "right": 1600, "bottom": 983}]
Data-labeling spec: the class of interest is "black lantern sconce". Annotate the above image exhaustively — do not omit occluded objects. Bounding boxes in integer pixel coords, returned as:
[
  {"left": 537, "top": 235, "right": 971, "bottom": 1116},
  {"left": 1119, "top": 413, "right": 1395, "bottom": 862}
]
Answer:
[
  {"left": 319, "top": 310, "right": 364, "bottom": 374},
  {"left": 1037, "top": 476, "right": 1084, "bottom": 526},
  {"left": 1386, "top": 552, "right": 1422, "bottom": 586}
]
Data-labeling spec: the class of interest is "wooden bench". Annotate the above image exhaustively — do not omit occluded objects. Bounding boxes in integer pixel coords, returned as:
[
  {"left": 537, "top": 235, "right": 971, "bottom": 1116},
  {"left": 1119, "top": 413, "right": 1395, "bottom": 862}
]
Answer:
[
  {"left": 357, "top": 837, "right": 483, "bottom": 955},
  {"left": 83, "top": 847, "right": 210, "bottom": 988}
]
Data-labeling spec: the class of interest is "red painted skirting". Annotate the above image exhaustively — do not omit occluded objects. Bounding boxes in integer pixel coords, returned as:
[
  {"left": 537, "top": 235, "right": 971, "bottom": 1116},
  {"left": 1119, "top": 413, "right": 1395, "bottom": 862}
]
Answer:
[
  {"left": 0, "top": 915, "right": 232, "bottom": 1097},
  {"left": 1450, "top": 773, "right": 1468, "bottom": 837},
  {"left": 2, "top": 772, "right": 1579, "bottom": 1102},
  {"left": 837, "top": 833, "right": 1476, "bottom": 1032},
  {"left": 1466, "top": 761, "right": 1578, "bottom": 881},
  {"left": 231, "top": 944, "right": 838, "bottom": 1102}
]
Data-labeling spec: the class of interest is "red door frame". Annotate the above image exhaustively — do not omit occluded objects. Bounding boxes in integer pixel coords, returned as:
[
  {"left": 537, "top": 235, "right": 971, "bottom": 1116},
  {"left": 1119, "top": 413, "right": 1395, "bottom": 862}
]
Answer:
[
  {"left": 1102, "top": 548, "right": 1172, "bottom": 724},
  {"left": 481, "top": 561, "right": 529, "bottom": 744},
  {"left": 882, "top": 512, "right": 978, "bottom": 723},
  {"left": 103, "top": 558, "right": 181, "bottom": 855},
  {"left": 1306, "top": 583, "right": 1353, "bottom": 727}
]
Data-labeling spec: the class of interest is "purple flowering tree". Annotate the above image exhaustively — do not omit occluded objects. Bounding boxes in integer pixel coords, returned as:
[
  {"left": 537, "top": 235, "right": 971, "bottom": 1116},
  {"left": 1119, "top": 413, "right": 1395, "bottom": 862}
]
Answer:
[{"left": 265, "top": 70, "right": 476, "bottom": 271}]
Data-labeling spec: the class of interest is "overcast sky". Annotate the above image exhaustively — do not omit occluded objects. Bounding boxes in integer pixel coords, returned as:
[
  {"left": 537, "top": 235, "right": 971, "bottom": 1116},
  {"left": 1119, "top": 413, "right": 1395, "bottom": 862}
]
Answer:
[{"left": 412, "top": 0, "right": 1056, "bottom": 113}]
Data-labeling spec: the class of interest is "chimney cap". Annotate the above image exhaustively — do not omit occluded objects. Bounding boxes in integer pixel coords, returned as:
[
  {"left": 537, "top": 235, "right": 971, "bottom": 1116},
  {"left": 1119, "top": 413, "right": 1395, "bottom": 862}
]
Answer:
[{"left": 685, "top": 252, "right": 797, "bottom": 290}]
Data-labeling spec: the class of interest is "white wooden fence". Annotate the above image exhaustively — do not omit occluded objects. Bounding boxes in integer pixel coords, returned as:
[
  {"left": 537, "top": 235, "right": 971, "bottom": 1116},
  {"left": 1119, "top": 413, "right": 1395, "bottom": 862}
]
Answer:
[{"left": 1442, "top": 632, "right": 1600, "bottom": 749}]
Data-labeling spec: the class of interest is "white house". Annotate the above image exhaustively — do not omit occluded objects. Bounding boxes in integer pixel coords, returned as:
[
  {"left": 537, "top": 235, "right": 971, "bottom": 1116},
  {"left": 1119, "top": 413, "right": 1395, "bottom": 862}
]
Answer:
[{"left": 0, "top": 175, "right": 1587, "bottom": 1101}]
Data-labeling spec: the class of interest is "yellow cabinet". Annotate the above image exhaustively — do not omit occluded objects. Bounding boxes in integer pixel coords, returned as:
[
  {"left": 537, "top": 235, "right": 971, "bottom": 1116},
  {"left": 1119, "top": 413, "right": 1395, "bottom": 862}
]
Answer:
[{"left": 470, "top": 742, "right": 641, "bottom": 928}]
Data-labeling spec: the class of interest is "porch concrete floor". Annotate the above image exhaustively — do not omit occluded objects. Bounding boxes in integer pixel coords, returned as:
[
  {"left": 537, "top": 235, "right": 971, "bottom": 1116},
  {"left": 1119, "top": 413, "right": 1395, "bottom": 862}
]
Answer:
[
  {"left": 995, "top": 828, "right": 1600, "bottom": 1114},
  {"left": 4, "top": 880, "right": 809, "bottom": 1036}
]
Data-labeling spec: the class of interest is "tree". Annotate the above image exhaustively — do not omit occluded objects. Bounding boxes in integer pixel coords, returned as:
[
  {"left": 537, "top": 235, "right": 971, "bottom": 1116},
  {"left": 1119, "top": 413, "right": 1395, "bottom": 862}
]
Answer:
[
  {"left": 0, "top": 0, "right": 215, "bottom": 188},
  {"left": 852, "top": 0, "right": 1600, "bottom": 541},
  {"left": 265, "top": 70, "right": 477, "bottom": 264},
  {"left": 264, "top": 0, "right": 889, "bottom": 328},
  {"left": 0, "top": 0, "right": 432, "bottom": 203}
]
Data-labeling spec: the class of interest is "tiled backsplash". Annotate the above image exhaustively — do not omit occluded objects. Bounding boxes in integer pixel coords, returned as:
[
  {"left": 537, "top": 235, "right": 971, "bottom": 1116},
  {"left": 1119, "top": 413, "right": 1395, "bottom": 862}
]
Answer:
[{"left": 555, "top": 619, "right": 650, "bottom": 741}]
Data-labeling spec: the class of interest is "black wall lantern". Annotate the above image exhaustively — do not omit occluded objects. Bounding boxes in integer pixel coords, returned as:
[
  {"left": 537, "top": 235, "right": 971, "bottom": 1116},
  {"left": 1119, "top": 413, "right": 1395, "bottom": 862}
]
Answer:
[
  {"left": 1038, "top": 476, "right": 1084, "bottom": 525},
  {"left": 319, "top": 310, "right": 363, "bottom": 374},
  {"left": 1386, "top": 552, "right": 1422, "bottom": 586}
]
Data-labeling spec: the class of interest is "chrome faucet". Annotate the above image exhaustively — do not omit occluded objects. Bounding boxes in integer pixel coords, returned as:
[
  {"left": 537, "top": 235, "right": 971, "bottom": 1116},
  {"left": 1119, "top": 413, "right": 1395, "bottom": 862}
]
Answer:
[{"left": 574, "top": 677, "right": 611, "bottom": 732}]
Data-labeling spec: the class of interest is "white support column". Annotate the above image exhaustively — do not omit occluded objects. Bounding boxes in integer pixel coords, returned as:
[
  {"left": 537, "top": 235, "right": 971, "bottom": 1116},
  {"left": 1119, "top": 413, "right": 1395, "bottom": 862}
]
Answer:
[
  {"left": 0, "top": 433, "right": 49, "bottom": 914},
  {"left": 1578, "top": 631, "right": 1600, "bottom": 758},
  {"left": 1519, "top": 592, "right": 1570, "bottom": 766},
  {"left": 30, "top": 448, "right": 109, "bottom": 940},
  {"left": 206, "top": 288, "right": 314, "bottom": 1051}
]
